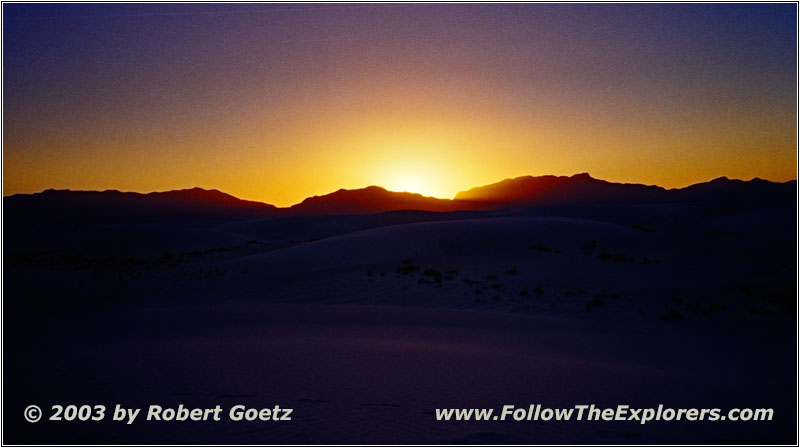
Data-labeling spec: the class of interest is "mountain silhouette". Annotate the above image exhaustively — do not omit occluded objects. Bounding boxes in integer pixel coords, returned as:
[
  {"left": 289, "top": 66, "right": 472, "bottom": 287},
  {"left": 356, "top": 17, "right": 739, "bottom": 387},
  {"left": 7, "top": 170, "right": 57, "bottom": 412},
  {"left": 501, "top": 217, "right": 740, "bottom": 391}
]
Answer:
[
  {"left": 454, "top": 173, "right": 670, "bottom": 207},
  {"left": 674, "top": 176, "right": 796, "bottom": 202},
  {"left": 4, "top": 174, "right": 795, "bottom": 225},
  {"left": 4, "top": 187, "right": 279, "bottom": 227},
  {"left": 287, "top": 186, "right": 470, "bottom": 216}
]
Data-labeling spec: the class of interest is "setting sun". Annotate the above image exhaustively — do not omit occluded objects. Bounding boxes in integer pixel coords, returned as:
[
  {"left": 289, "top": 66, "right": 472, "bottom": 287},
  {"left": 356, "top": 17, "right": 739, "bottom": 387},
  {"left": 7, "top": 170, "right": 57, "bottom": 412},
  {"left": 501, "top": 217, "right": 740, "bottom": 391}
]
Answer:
[
  {"left": 378, "top": 158, "right": 445, "bottom": 197},
  {"left": 384, "top": 173, "right": 432, "bottom": 196}
]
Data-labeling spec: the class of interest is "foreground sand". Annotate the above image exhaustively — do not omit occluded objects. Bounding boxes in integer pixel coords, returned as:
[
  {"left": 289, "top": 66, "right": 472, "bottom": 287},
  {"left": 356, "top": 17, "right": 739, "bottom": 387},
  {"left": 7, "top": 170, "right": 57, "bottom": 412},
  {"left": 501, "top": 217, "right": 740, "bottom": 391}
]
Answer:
[
  {"left": 6, "top": 301, "right": 794, "bottom": 444},
  {"left": 4, "top": 209, "right": 795, "bottom": 443}
]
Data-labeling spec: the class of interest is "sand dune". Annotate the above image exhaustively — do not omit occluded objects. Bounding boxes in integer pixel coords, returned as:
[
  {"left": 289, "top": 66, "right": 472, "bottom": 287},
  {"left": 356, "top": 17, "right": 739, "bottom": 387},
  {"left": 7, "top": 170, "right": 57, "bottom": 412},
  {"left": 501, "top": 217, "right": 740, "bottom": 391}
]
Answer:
[
  {"left": 3, "top": 199, "right": 794, "bottom": 444},
  {"left": 6, "top": 303, "right": 793, "bottom": 444}
]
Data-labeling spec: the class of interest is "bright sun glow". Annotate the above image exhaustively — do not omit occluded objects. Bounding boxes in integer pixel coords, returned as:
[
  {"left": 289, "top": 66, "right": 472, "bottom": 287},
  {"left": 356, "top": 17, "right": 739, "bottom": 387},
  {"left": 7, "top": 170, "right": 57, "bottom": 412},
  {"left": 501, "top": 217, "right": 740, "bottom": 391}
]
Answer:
[
  {"left": 385, "top": 174, "right": 431, "bottom": 196},
  {"left": 377, "top": 156, "right": 443, "bottom": 197},
  {"left": 361, "top": 137, "right": 467, "bottom": 199}
]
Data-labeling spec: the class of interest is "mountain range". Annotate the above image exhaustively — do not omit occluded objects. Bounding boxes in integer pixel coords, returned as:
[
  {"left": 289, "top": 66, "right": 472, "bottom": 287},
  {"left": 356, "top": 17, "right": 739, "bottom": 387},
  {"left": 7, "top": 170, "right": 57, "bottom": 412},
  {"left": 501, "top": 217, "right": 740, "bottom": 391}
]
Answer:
[{"left": 4, "top": 173, "right": 795, "bottom": 225}]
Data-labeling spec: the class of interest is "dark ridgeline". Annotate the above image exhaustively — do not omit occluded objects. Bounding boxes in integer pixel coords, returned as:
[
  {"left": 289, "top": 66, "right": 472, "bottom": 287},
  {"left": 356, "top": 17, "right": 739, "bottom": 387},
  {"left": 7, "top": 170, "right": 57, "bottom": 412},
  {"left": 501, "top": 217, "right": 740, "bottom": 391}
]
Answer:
[
  {"left": 673, "top": 176, "right": 797, "bottom": 203},
  {"left": 4, "top": 173, "right": 795, "bottom": 225},
  {"left": 455, "top": 173, "right": 796, "bottom": 207},
  {"left": 3, "top": 187, "right": 280, "bottom": 227},
  {"left": 454, "top": 173, "right": 670, "bottom": 206},
  {"left": 287, "top": 186, "right": 472, "bottom": 215}
]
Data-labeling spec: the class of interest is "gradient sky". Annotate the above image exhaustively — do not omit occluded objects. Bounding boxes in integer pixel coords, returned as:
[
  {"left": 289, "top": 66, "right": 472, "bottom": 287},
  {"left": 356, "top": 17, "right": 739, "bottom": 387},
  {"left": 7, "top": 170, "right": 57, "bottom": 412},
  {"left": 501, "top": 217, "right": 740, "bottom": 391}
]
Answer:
[{"left": 3, "top": 3, "right": 797, "bottom": 206}]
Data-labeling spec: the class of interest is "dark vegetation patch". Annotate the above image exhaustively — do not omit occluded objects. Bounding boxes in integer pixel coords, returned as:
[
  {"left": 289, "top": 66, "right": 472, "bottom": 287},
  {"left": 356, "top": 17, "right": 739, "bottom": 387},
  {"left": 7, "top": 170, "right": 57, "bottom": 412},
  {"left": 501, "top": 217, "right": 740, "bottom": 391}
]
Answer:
[
  {"left": 631, "top": 223, "right": 656, "bottom": 233},
  {"left": 660, "top": 309, "right": 684, "bottom": 322},
  {"left": 422, "top": 267, "right": 443, "bottom": 283},
  {"left": 396, "top": 261, "right": 420, "bottom": 275},
  {"left": 763, "top": 287, "right": 796, "bottom": 315},
  {"left": 594, "top": 290, "right": 620, "bottom": 301},
  {"left": 585, "top": 297, "right": 605, "bottom": 311},
  {"left": 598, "top": 251, "right": 629, "bottom": 262},
  {"left": 686, "top": 301, "right": 726, "bottom": 316}
]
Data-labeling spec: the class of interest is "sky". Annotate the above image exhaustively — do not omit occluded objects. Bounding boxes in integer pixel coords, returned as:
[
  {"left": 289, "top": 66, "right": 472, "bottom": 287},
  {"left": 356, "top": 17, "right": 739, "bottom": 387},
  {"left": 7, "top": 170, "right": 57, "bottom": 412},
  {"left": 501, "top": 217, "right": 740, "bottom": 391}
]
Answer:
[{"left": 3, "top": 3, "right": 797, "bottom": 206}]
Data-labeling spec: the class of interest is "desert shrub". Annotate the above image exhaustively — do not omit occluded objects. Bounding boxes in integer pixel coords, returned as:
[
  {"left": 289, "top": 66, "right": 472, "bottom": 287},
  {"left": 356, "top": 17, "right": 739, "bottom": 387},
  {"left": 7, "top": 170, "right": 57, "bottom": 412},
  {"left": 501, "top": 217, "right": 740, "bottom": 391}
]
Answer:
[
  {"left": 598, "top": 252, "right": 628, "bottom": 262},
  {"left": 765, "top": 288, "right": 795, "bottom": 315},
  {"left": 585, "top": 298, "right": 605, "bottom": 311},
  {"left": 396, "top": 264, "right": 420, "bottom": 275},
  {"left": 423, "top": 267, "right": 442, "bottom": 282},
  {"left": 631, "top": 223, "right": 655, "bottom": 233},
  {"left": 688, "top": 301, "right": 726, "bottom": 316},
  {"left": 660, "top": 309, "right": 684, "bottom": 321}
]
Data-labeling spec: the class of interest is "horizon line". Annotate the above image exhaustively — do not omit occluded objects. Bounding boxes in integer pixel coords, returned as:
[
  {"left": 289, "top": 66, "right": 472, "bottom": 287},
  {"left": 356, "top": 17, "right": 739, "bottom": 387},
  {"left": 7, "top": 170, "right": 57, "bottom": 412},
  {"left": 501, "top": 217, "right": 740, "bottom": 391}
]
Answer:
[{"left": 3, "top": 172, "right": 796, "bottom": 208}]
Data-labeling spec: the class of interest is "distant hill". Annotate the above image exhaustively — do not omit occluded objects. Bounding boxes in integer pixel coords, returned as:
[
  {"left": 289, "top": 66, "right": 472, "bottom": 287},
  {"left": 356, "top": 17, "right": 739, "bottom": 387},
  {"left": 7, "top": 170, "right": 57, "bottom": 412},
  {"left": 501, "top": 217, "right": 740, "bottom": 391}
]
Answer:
[
  {"left": 673, "top": 176, "right": 796, "bottom": 203},
  {"left": 4, "top": 174, "right": 795, "bottom": 226},
  {"left": 4, "top": 187, "right": 279, "bottom": 227},
  {"left": 455, "top": 173, "right": 669, "bottom": 207},
  {"left": 457, "top": 173, "right": 795, "bottom": 207},
  {"left": 287, "top": 186, "right": 473, "bottom": 216}
]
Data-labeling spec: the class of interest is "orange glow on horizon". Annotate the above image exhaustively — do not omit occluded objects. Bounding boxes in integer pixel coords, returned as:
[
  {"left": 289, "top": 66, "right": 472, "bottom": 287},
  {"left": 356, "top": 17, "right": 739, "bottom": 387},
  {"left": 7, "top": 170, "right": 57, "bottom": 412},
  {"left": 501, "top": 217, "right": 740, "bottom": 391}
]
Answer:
[{"left": 3, "top": 104, "right": 797, "bottom": 207}]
